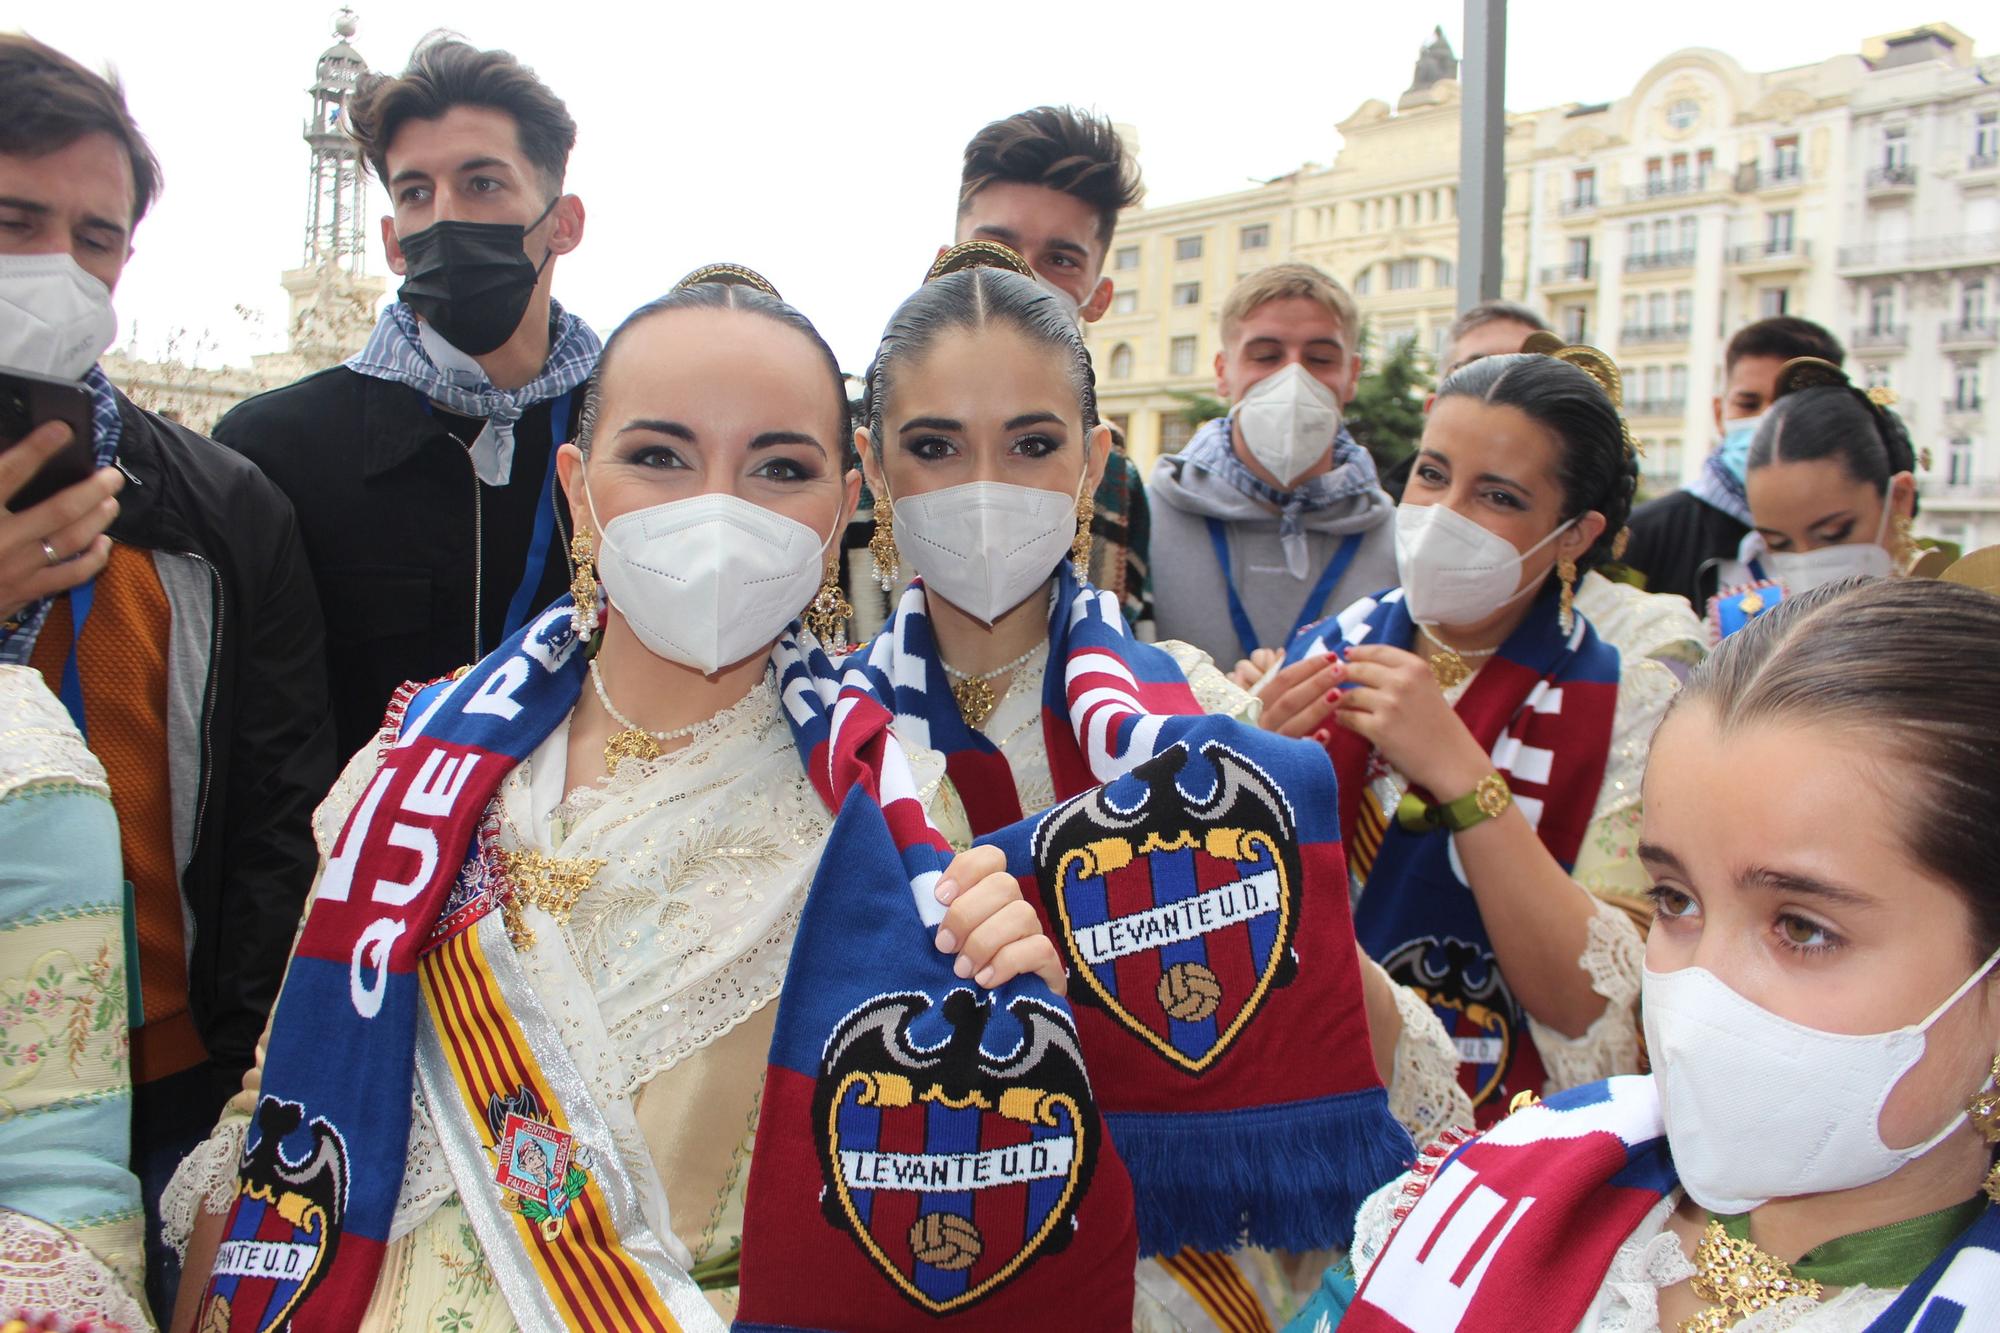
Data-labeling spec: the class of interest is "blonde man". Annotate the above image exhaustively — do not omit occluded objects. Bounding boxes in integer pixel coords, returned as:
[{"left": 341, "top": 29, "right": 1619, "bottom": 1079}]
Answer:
[{"left": 1147, "top": 262, "right": 1397, "bottom": 671}]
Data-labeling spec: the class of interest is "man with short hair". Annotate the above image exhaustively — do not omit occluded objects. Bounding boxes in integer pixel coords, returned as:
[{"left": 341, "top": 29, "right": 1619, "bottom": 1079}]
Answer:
[
  {"left": 0, "top": 35, "right": 335, "bottom": 1320},
  {"left": 1438, "top": 299, "right": 1550, "bottom": 381},
  {"left": 847, "top": 105, "right": 1153, "bottom": 636},
  {"left": 216, "top": 38, "right": 596, "bottom": 761},
  {"left": 1621, "top": 315, "right": 1845, "bottom": 605},
  {"left": 1147, "top": 262, "right": 1397, "bottom": 669}
]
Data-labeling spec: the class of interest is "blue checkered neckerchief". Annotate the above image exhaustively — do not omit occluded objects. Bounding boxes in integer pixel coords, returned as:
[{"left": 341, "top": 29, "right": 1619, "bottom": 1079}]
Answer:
[
  {"left": 1686, "top": 450, "right": 1754, "bottom": 527},
  {"left": 1182, "top": 415, "right": 1381, "bottom": 575},
  {"left": 344, "top": 300, "right": 600, "bottom": 482},
  {"left": 0, "top": 365, "right": 123, "bottom": 665}
]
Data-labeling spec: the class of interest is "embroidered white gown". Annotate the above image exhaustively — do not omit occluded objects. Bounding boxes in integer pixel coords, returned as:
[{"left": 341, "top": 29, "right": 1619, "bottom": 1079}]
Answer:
[{"left": 165, "top": 675, "right": 871, "bottom": 1327}]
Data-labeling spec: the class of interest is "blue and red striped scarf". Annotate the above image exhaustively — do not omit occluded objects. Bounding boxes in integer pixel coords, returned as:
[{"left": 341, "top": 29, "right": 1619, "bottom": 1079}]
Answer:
[
  {"left": 1338, "top": 1075, "right": 2000, "bottom": 1333},
  {"left": 199, "top": 602, "right": 589, "bottom": 1331},
  {"left": 1285, "top": 581, "right": 1621, "bottom": 1124},
  {"left": 823, "top": 567, "right": 1411, "bottom": 1257}
]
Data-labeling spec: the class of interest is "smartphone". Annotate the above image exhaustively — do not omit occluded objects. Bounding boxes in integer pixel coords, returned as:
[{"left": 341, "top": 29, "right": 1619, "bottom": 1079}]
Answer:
[{"left": 0, "top": 367, "right": 98, "bottom": 512}]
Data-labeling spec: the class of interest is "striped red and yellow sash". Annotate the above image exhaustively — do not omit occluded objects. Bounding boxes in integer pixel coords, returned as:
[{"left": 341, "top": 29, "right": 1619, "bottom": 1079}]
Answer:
[{"left": 1157, "top": 1249, "right": 1274, "bottom": 1333}]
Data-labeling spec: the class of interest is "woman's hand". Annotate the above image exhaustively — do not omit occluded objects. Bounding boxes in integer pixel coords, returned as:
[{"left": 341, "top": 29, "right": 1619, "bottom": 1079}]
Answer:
[
  {"left": 1228, "top": 647, "right": 1283, "bottom": 690},
  {"left": 1256, "top": 654, "right": 1344, "bottom": 738},
  {"left": 933, "top": 845, "right": 1066, "bottom": 995},
  {"left": 1332, "top": 645, "right": 1493, "bottom": 798}
]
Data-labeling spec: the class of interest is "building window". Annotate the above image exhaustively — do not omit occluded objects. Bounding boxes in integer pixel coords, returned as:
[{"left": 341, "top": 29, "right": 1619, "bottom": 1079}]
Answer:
[
  {"left": 1661, "top": 438, "right": 1684, "bottom": 477},
  {"left": 1864, "top": 363, "right": 1893, "bottom": 391},
  {"left": 1169, "top": 335, "right": 1198, "bottom": 376},
  {"left": 1652, "top": 218, "right": 1673, "bottom": 253},
  {"left": 1772, "top": 135, "right": 1801, "bottom": 180},
  {"left": 1977, "top": 110, "right": 2000, "bottom": 165},
  {"left": 1954, "top": 360, "right": 1984, "bottom": 411},
  {"left": 1161, "top": 415, "right": 1196, "bottom": 454},
  {"left": 1174, "top": 235, "right": 1204, "bottom": 262},
  {"left": 1668, "top": 364, "right": 1689, "bottom": 401},
  {"left": 1239, "top": 223, "right": 1270, "bottom": 250},
  {"left": 1696, "top": 148, "right": 1715, "bottom": 186},
  {"left": 1622, "top": 295, "right": 1640, "bottom": 326},
  {"left": 1869, "top": 287, "right": 1897, "bottom": 332},
  {"left": 1963, "top": 278, "right": 1989, "bottom": 326},
  {"left": 1106, "top": 413, "right": 1130, "bottom": 442},
  {"left": 1111, "top": 289, "right": 1138, "bottom": 315},
  {"left": 1387, "top": 259, "right": 1421, "bottom": 291},
  {"left": 1948, "top": 437, "right": 1974, "bottom": 487},
  {"left": 1758, "top": 287, "right": 1791, "bottom": 318},
  {"left": 1647, "top": 292, "right": 1669, "bottom": 327},
  {"left": 1435, "top": 259, "right": 1455, "bottom": 288},
  {"left": 1667, "top": 98, "right": 1699, "bottom": 132},
  {"left": 1670, "top": 153, "right": 1691, "bottom": 190},
  {"left": 1677, "top": 215, "right": 1698, "bottom": 254},
  {"left": 1109, "top": 343, "right": 1134, "bottom": 380},
  {"left": 1353, "top": 267, "right": 1373, "bottom": 295},
  {"left": 1173, "top": 281, "right": 1201, "bottom": 306},
  {"left": 1562, "top": 305, "right": 1588, "bottom": 342},
  {"left": 1883, "top": 125, "right": 1909, "bottom": 170},
  {"left": 1567, "top": 236, "right": 1593, "bottom": 271},
  {"left": 1767, "top": 210, "right": 1795, "bottom": 252},
  {"left": 1673, "top": 290, "right": 1694, "bottom": 327},
  {"left": 1642, "top": 366, "right": 1665, "bottom": 402},
  {"left": 1383, "top": 324, "right": 1418, "bottom": 352},
  {"left": 1572, "top": 168, "right": 1596, "bottom": 207},
  {"left": 1645, "top": 157, "right": 1664, "bottom": 192},
  {"left": 1114, "top": 245, "right": 1140, "bottom": 271}
]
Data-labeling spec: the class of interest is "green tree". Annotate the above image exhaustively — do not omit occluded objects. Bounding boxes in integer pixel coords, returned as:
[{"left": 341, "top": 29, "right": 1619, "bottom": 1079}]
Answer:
[
  {"left": 1345, "top": 327, "right": 1434, "bottom": 475},
  {"left": 1168, "top": 389, "right": 1227, "bottom": 432}
]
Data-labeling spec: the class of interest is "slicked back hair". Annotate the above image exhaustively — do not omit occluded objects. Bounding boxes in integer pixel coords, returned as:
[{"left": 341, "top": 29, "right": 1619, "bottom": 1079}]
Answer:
[
  {"left": 958, "top": 106, "right": 1143, "bottom": 248},
  {"left": 348, "top": 38, "right": 576, "bottom": 196},
  {"left": 1724, "top": 316, "right": 1844, "bottom": 375}
]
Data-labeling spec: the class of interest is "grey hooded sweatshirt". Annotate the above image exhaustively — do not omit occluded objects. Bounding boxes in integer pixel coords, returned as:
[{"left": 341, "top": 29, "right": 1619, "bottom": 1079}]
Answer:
[{"left": 1147, "top": 417, "right": 1397, "bottom": 666}]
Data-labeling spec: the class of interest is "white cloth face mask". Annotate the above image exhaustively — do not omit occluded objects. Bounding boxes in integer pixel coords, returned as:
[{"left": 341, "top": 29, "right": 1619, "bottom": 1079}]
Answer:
[
  {"left": 894, "top": 477, "right": 1080, "bottom": 625},
  {"left": 588, "top": 483, "right": 832, "bottom": 674},
  {"left": 1763, "top": 493, "right": 1896, "bottom": 594},
  {"left": 1644, "top": 950, "right": 2000, "bottom": 1214},
  {"left": 1394, "top": 501, "right": 1575, "bottom": 627},
  {"left": 0, "top": 253, "right": 119, "bottom": 381},
  {"left": 1232, "top": 362, "right": 1343, "bottom": 488}
]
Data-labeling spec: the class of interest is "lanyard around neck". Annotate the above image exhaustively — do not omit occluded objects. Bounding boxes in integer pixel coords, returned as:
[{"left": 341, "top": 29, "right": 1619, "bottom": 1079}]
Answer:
[{"left": 1203, "top": 517, "right": 1362, "bottom": 661}]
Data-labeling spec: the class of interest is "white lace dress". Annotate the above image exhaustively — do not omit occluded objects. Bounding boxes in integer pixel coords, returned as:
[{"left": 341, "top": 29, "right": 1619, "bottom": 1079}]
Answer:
[
  {"left": 165, "top": 676, "right": 845, "bottom": 1327},
  {"left": 1351, "top": 1177, "right": 1905, "bottom": 1331}
]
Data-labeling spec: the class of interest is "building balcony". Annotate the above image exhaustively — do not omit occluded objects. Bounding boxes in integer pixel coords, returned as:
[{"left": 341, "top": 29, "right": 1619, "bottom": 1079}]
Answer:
[
  {"left": 1866, "top": 164, "right": 1918, "bottom": 196},
  {"left": 1851, "top": 325, "right": 1909, "bottom": 351},
  {"left": 1728, "top": 239, "right": 1811, "bottom": 268},
  {"left": 1539, "top": 261, "right": 1595, "bottom": 289},
  {"left": 1970, "top": 153, "right": 2000, "bottom": 175},
  {"left": 1559, "top": 194, "right": 1598, "bottom": 217},
  {"left": 1941, "top": 319, "right": 1999, "bottom": 350},
  {"left": 1735, "top": 164, "right": 1805, "bottom": 192},
  {"left": 1620, "top": 324, "right": 1693, "bottom": 347},
  {"left": 1624, "top": 178, "right": 1711, "bottom": 204},
  {"left": 1625, "top": 249, "right": 1697, "bottom": 274},
  {"left": 1945, "top": 397, "right": 1986, "bottom": 420},
  {"left": 1840, "top": 233, "right": 2000, "bottom": 273},
  {"left": 1933, "top": 478, "right": 2000, "bottom": 501},
  {"left": 1626, "top": 397, "right": 1687, "bottom": 420}
]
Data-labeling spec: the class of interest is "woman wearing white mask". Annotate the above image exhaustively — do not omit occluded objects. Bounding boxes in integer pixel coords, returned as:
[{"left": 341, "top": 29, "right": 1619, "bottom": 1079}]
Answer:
[
  {"left": 1316, "top": 575, "right": 2000, "bottom": 1333},
  {"left": 1260, "top": 346, "right": 1669, "bottom": 1125},
  {"left": 164, "top": 269, "right": 1058, "bottom": 1331},
  {"left": 1706, "top": 358, "right": 1921, "bottom": 641}
]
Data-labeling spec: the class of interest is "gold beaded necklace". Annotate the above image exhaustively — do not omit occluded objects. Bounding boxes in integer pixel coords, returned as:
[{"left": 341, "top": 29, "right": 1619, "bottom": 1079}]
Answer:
[
  {"left": 1416, "top": 623, "right": 1499, "bottom": 690},
  {"left": 940, "top": 642, "right": 1043, "bottom": 730}
]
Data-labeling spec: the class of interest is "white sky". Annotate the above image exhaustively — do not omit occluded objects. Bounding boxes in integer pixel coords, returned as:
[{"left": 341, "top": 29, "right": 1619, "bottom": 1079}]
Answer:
[{"left": 4, "top": 1, "right": 1985, "bottom": 373}]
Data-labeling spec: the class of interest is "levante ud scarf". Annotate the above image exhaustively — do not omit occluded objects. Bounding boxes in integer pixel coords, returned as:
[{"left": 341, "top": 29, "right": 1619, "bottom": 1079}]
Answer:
[
  {"left": 1285, "top": 580, "right": 1620, "bottom": 1124},
  {"left": 1342, "top": 1075, "right": 2000, "bottom": 1332},
  {"left": 824, "top": 567, "right": 1413, "bottom": 1259}
]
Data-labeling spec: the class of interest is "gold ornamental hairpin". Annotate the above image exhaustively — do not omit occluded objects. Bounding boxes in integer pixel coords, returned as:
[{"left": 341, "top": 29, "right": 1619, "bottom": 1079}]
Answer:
[
  {"left": 1522, "top": 331, "right": 1643, "bottom": 459},
  {"left": 925, "top": 240, "right": 1035, "bottom": 284},
  {"left": 1774, "top": 355, "right": 1849, "bottom": 398},
  {"left": 673, "top": 262, "right": 781, "bottom": 298}
]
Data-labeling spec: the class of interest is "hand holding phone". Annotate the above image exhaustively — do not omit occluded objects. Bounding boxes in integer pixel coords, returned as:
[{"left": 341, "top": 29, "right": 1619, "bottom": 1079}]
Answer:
[{"left": 0, "top": 420, "right": 122, "bottom": 624}]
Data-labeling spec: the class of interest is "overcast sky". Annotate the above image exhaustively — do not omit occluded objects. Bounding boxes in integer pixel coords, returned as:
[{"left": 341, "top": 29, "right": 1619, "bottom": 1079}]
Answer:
[{"left": 5, "top": 1, "right": 1986, "bottom": 373}]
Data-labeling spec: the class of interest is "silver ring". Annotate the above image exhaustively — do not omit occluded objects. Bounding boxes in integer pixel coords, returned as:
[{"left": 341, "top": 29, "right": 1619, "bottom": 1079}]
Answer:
[{"left": 40, "top": 539, "right": 59, "bottom": 567}]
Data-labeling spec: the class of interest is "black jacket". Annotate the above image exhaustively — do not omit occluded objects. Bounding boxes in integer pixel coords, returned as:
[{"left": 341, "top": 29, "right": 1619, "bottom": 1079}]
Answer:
[
  {"left": 107, "top": 391, "right": 336, "bottom": 1077},
  {"left": 1623, "top": 489, "right": 1750, "bottom": 608},
  {"left": 215, "top": 367, "right": 580, "bottom": 762}
]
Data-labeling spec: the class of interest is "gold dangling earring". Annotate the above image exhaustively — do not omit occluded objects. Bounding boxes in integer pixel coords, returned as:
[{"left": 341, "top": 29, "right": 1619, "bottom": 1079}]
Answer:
[
  {"left": 868, "top": 496, "right": 900, "bottom": 593},
  {"left": 1967, "top": 1055, "right": 2000, "bottom": 1202},
  {"left": 1557, "top": 555, "right": 1578, "bottom": 635},
  {"left": 569, "top": 529, "right": 601, "bottom": 639},
  {"left": 1072, "top": 491, "right": 1096, "bottom": 584},
  {"left": 1893, "top": 513, "right": 1917, "bottom": 570},
  {"left": 801, "top": 551, "right": 853, "bottom": 652}
]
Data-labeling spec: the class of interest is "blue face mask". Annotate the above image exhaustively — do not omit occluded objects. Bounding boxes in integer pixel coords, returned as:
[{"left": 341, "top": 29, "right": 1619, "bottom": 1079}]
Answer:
[{"left": 1714, "top": 413, "right": 1766, "bottom": 485}]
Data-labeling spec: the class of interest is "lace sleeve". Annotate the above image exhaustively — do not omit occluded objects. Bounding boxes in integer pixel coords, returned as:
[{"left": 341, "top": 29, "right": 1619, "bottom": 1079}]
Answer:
[
  {"left": 1383, "top": 969, "right": 1475, "bottom": 1144},
  {"left": 1591, "top": 657, "right": 1678, "bottom": 825},
  {"left": 0, "top": 1207, "right": 149, "bottom": 1333},
  {"left": 1156, "top": 639, "right": 1262, "bottom": 724},
  {"left": 312, "top": 720, "right": 400, "bottom": 858},
  {"left": 0, "top": 666, "right": 107, "bottom": 800},
  {"left": 1526, "top": 896, "right": 1645, "bottom": 1094},
  {"left": 1351, "top": 1169, "right": 1421, "bottom": 1286}
]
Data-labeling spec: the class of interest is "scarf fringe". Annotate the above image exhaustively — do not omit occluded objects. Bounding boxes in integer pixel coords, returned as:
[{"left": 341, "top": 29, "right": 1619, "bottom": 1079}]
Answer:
[{"left": 1109, "top": 1087, "right": 1415, "bottom": 1257}]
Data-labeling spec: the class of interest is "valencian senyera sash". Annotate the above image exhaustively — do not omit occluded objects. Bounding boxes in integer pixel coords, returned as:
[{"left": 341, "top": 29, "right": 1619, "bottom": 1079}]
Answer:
[
  {"left": 1285, "top": 580, "right": 1620, "bottom": 1124},
  {"left": 196, "top": 599, "right": 717, "bottom": 1333},
  {"left": 732, "top": 625, "right": 1139, "bottom": 1330},
  {"left": 1342, "top": 1075, "right": 2000, "bottom": 1333},
  {"left": 821, "top": 563, "right": 1413, "bottom": 1258}
]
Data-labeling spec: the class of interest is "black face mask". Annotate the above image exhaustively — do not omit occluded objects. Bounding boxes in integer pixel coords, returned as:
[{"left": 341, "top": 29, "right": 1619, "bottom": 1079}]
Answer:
[{"left": 395, "top": 196, "right": 559, "bottom": 358}]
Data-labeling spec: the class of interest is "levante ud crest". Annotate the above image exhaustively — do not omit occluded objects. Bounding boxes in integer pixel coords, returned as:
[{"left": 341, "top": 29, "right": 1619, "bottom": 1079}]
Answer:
[
  {"left": 1380, "top": 934, "right": 1521, "bottom": 1106},
  {"left": 200, "top": 1097, "right": 349, "bottom": 1332},
  {"left": 1033, "top": 740, "right": 1304, "bottom": 1074},
  {"left": 813, "top": 989, "right": 1099, "bottom": 1315}
]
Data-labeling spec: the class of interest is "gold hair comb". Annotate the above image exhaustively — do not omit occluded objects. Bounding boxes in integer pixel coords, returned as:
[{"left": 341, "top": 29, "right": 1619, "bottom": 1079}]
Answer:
[
  {"left": 926, "top": 240, "right": 1035, "bottom": 284},
  {"left": 1521, "top": 331, "right": 1642, "bottom": 459},
  {"left": 1774, "top": 355, "right": 1849, "bottom": 398},
  {"left": 673, "top": 263, "right": 781, "bottom": 298}
]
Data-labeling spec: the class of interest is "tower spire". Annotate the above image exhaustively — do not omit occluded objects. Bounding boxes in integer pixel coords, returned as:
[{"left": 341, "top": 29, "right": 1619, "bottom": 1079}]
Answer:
[{"left": 303, "top": 8, "right": 369, "bottom": 274}]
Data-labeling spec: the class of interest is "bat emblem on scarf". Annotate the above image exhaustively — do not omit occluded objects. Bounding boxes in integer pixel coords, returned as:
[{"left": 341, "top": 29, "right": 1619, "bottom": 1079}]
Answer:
[
  {"left": 1032, "top": 740, "right": 1304, "bottom": 1074},
  {"left": 812, "top": 988, "right": 1099, "bottom": 1314},
  {"left": 198, "top": 1097, "right": 350, "bottom": 1333}
]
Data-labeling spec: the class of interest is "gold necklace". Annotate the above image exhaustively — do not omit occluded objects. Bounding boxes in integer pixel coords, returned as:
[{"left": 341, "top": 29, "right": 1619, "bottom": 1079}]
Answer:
[
  {"left": 1680, "top": 1218, "right": 1823, "bottom": 1333},
  {"left": 589, "top": 658, "right": 706, "bottom": 772},
  {"left": 941, "top": 642, "right": 1043, "bottom": 730},
  {"left": 1417, "top": 623, "right": 1498, "bottom": 689}
]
